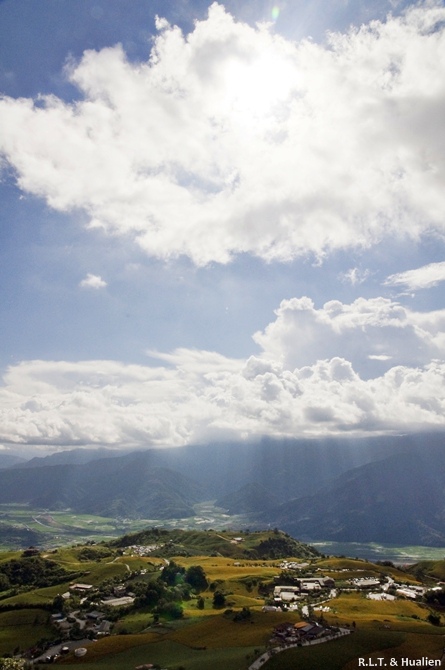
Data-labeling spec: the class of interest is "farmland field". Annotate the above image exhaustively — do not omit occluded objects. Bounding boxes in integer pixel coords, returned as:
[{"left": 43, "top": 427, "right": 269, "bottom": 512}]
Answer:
[{"left": 1, "top": 503, "right": 445, "bottom": 562}]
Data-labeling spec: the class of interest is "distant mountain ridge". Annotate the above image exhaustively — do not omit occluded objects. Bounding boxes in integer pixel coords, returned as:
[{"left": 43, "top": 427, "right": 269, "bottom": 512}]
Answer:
[
  {"left": 0, "top": 455, "right": 204, "bottom": 519},
  {"left": 260, "top": 442, "right": 445, "bottom": 546},
  {"left": 10, "top": 447, "right": 125, "bottom": 469},
  {"left": 1, "top": 434, "right": 445, "bottom": 545},
  {"left": 0, "top": 453, "right": 27, "bottom": 469}
]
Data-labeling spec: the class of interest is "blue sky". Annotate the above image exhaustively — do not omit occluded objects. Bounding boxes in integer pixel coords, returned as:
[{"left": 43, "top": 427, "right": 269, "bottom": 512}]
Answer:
[{"left": 1, "top": 0, "right": 445, "bottom": 453}]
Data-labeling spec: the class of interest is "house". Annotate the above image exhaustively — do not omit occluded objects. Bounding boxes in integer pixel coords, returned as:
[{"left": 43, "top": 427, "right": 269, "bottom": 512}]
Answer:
[
  {"left": 353, "top": 578, "right": 381, "bottom": 589},
  {"left": 280, "top": 561, "right": 309, "bottom": 570},
  {"left": 280, "top": 591, "right": 301, "bottom": 602},
  {"left": 272, "top": 622, "right": 297, "bottom": 641},
  {"left": 304, "top": 623, "right": 326, "bottom": 639},
  {"left": 396, "top": 587, "right": 419, "bottom": 599},
  {"left": 70, "top": 583, "right": 94, "bottom": 593},
  {"left": 300, "top": 577, "right": 335, "bottom": 589},
  {"left": 96, "top": 620, "right": 112, "bottom": 635},
  {"left": 300, "top": 581, "right": 321, "bottom": 592},
  {"left": 113, "top": 585, "right": 127, "bottom": 597},
  {"left": 102, "top": 596, "right": 135, "bottom": 607},
  {"left": 274, "top": 585, "right": 300, "bottom": 597},
  {"left": 273, "top": 585, "right": 301, "bottom": 603}
]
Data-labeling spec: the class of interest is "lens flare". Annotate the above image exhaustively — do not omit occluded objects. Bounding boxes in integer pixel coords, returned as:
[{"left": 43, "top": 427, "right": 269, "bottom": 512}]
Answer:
[{"left": 271, "top": 6, "right": 280, "bottom": 21}]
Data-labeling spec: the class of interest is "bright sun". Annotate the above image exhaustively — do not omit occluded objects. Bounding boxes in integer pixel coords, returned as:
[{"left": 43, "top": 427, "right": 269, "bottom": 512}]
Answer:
[{"left": 222, "top": 50, "right": 295, "bottom": 121}]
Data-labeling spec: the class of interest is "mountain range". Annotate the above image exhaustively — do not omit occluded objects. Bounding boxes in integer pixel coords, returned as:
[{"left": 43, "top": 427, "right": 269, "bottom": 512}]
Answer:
[{"left": 0, "top": 433, "right": 444, "bottom": 545}]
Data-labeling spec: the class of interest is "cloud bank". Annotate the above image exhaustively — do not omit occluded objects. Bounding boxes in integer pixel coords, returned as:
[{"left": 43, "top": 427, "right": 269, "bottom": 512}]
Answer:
[
  {"left": 1, "top": 3, "right": 445, "bottom": 264},
  {"left": 2, "top": 295, "right": 445, "bottom": 448}
]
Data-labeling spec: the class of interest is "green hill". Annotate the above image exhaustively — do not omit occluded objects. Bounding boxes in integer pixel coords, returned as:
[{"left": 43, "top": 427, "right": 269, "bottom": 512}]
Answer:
[{"left": 112, "top": 528, "right": 320, "bottom": 560}]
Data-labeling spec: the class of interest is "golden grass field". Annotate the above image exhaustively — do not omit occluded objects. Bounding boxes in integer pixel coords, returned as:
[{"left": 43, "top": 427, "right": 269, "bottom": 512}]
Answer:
[{"left": 2, "top": 546, "right": 445, "bottom": 670}]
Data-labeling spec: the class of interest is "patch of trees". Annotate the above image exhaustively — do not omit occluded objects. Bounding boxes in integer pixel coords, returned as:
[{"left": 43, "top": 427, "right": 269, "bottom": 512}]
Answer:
[
  {"left": 155, "top": 601, "right": 184, "bottom": 620},
  {"left": 212, "top": 591, "right": 226, "bottom": 608},
  {"left": 427, "top": 612, "right": 441, "bottom": 625},
  {"left": 425, "top": 587, "right": 445, "bottom": 608},
  {"left": 233, "top": 606, "right": 252, "bottom": 622},
  {"left": 111, "top": 527, "right": 170, "bottom": 548},
  {"left": 245, "top": 536, "right": 320, "bottom": 560},
  {"left": 184, "top": 565, "right": 208, "bottom": 592},
  {"left": 133, "top": 579, "right": 186, "bottom": 618},
  {"left": 159, "top": 561, "right": 208, "bottom": 593},
  {"left": 0, "top": 556, "right": 81, "bottom": 588},
  {"left": 160, "top": 560, "right": 185, "bottom": 586},
  {"left": 129, "top": 561, "right": 209, "bottom": 620},
  {"left": 0, "top": 573, "right": 11, "bottom": 591},
  {"left": 76, "top": 546, "right": 114, "bottom": 562}
]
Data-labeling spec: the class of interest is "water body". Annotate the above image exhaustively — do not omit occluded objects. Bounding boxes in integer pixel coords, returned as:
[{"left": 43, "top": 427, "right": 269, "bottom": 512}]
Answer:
[{"left": 310, "top": 540, "right": 445, "bottom": 564}]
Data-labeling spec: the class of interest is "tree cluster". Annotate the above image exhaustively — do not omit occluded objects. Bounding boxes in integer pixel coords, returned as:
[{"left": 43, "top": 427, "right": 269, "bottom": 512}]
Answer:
[
  {"left": 0, "top": 556, "right": 80, "bottom": 589},
  {"left": 425, "top": 587, "right": 445, "bottom": 608},
  {"left": 129, "top": 562, "right": 209, "bottom": 619}
]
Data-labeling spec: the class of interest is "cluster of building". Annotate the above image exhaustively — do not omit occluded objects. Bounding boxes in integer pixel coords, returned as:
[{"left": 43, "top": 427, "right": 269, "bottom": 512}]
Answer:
[
  {"left": 125, "top": 544, "right": 163, "bottom": 556},
  {"left": 50, "top": 580, "right": 138, "bottom": 645},
  {"left": 271, "top": 620, "right": 335, "bottom": 645},
  {"left": 61, "top": 582, "right": 136, "bottom": 608},
  {"left": 350, "top": 576, "right": 427, "bottom": 601},
  {"left": 272, "top": 576, "right": 335, "bottom": 605},
  {"left": 51, "top": 609, "right": 112, "bottom": 638},
  {"left": 279, "top": 561, "right": 310, "bottom": 570}
]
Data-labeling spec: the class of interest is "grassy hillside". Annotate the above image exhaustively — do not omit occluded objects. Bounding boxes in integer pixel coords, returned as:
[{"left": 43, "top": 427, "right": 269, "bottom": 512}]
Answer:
[
  {"left": 412, "top": 558, "right": 445, "bottom": 581},
  {"left": 0, "top": 529, "right": 443, "bottom": 669},
  {"left": 112, "top": 528, "right": 320, "bottom": 559}
]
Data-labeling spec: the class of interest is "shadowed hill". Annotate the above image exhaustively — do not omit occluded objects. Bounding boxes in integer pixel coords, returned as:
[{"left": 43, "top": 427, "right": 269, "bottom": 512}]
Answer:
[{"left": 263, "top": 443, "right": 445, "bottom": 546}]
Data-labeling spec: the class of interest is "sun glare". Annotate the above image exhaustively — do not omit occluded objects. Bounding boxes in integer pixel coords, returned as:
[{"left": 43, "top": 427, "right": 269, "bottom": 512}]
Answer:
[{"left": 222, "top": 50, "right": 295, "bottom": 122}]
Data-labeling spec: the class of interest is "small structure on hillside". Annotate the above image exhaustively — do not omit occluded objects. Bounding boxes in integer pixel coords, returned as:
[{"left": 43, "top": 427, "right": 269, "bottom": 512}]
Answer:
[
  {"left": 101, "top": 595, "right": 135, "bottom": 607},
  {"left": 70, "top": 583, "right": 94, "bottom": 593}
]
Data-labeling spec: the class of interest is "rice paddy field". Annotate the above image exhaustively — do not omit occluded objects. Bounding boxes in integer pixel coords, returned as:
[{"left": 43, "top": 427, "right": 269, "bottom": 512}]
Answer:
[
  {"left": 0, "top": 503, "right": 252, "bottom": 552},
  {"left": 2, "top": 504, "right": 445, "bottom": 563}
]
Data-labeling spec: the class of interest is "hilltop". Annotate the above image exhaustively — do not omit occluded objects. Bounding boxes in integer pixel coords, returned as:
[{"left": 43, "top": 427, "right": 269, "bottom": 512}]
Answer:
[{"left": 111, "top": 527, "right": 320, "bottom": 560}]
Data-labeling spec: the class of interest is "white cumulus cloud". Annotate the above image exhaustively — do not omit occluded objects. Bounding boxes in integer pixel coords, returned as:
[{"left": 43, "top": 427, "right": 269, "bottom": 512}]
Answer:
[
  {"left": 1, "top": 294, "right": 445, "bottom": 448},
  {"left": 253, "top": 296, "right": 445, "bottom": 377},
  {"left": 79, "top": 273, "right": 107, "bottom": 289},
  {"left": 1, "top": 3, "right": 445, "bottom": 265},
  {"left": 385, "top": 261, "right": 445, "bottom": 290}
]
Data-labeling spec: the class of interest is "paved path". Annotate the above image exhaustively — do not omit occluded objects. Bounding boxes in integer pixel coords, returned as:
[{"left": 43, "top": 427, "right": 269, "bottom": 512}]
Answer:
[
  {"left": 31, "top": 639, "right": 93, "bottom": 664},
  {"left": 248, "top": 629, "right": 352, "bottom": 670}
]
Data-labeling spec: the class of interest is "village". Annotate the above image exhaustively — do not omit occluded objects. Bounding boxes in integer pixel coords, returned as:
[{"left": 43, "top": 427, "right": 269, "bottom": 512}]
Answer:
[{"left": 33, "top": 549, "right": 442, "bottom": 665}]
